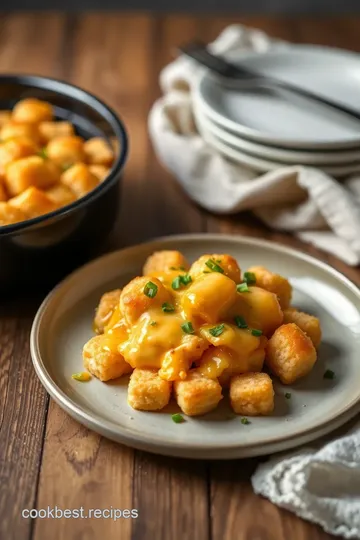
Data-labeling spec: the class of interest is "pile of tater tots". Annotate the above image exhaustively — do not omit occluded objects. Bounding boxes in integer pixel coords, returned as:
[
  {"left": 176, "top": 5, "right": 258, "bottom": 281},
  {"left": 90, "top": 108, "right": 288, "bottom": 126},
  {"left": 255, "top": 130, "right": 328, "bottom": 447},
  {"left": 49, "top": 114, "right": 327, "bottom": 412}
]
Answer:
[
  {"left": 82, "top": 251, "right": 322, "bottom": 418},
  {"left": 0, "top": 98, "right": 115, "bottom": 226}
]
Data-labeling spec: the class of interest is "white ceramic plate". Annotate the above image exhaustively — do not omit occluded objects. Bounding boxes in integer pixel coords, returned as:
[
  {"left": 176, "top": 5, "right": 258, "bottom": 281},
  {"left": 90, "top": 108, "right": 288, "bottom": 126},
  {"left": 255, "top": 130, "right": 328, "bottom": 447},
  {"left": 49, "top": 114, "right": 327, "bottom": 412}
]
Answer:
[
  {"left": 195, "top": 104, "right": 360, "bottom": 166},
  {"left": 194, "top": 45, "right": 360, "bottom": 150},
  {"left": 31, "top": 234, "right": 360, "bottom": 459},
  {"left": 198, "top": 124, "right": 360, "bottom": 176}
]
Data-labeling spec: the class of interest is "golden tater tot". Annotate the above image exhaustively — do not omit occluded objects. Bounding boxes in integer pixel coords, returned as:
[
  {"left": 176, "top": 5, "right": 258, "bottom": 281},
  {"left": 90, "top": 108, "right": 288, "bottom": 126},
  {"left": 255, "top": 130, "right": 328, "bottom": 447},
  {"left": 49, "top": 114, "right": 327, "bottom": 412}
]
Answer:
[
  {"left": 0, "top": 111, "right": 11, "bottom": 127},
  {"left": 218, "top": 338, "right": 267, "bottom": 388},
  {"left": 83, "top": 335, "right": 132, "bottom": 382},
  {"left": 38, "top": 121, "right": 74, "bottom": 143},
  {"left": 47, "top": 135, "right": 85, "bottom": 168},
  {"left": 89, "top": 164, "right": 110, "bottom": 182},
  {"left": 247, "top": 265, "right": 292, "bottom": 309},
  {"left": 0, "top": 201, "right": 27, "bottom": 225},
  {"left": 128, "top": 368, "right": 172, "bottom": 411},
  {"left": 231, "top": 286, "right": 283, "bottom": 337},
  {"left": 60, "top": 163, "right": 99, "bottom": 197},
  {"left": 159, "top": 334, "right": 209, "bottom": 381},
  {"left": 181, "top": 273, "right": 237, "bottom": 325},
  {"left": 0, "top": 136, "right": 40, "bottom": 174},
  {"left": 120, "top": 276, "right": 172, "bottom": 326},
  {"left": 174, "top": 371, "right": 223, "bottom": 416},
  {"left": 83, "top": 137, "right": 114, "bottom": 166},
  {"left": 230, "top": 372, "right": 274, "bottom": 416},
  {"left": 9, "top": 186, "right": 57, "bottom": 218},
  {"left": 1, "top": 121, "right": 42, "bottom": 145},
  {"left": 189, "top": 254, "right": 241, "bottom": 283},
  {"left": 12, "top": 98, "right": 53, "bottom": 124},
  {"left": 46, "top": 184, "right": 76, "bottom": 207},
  {"left": 143, "top": 250, "right": 190, "bottom": 276},
  {"left": 5, "top": 156, "right": 60, "bottom": 196},
  {"left": 94, "top": 289, "right": 122, "bottom": 334},
  {"left": 283, "top": 307, "right": 322, "bottom": 348},
  {"left": 266, "top": 323, "right": 317, "bottom": 384}
]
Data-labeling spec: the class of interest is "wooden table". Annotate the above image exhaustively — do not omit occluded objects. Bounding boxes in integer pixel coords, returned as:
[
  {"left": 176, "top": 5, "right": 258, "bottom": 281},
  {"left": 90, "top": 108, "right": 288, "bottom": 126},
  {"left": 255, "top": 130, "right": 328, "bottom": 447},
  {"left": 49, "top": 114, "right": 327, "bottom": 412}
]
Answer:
[{"left": 1, "top": 12, "right": 359, "bottom": 540}]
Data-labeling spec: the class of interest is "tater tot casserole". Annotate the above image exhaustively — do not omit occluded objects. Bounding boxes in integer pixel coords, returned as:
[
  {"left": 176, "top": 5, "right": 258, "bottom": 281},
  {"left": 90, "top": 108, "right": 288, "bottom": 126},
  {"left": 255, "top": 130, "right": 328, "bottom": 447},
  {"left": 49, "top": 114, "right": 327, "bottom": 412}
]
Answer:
[
  {"left": 0, "top": 98, "right": 115, "bottom": 226},
  {"left": 80, "top": 251, "right": 322, "bottom": 418}
]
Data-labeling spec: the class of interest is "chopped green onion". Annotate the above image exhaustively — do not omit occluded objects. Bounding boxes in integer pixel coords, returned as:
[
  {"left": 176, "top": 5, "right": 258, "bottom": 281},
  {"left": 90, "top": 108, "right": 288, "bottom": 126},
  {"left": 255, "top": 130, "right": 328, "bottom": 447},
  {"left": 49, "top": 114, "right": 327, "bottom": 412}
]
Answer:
[
  {"left": 172, "top": 274, "right": 192, "bottom": 290},
  {"left": 150, "top": 321, "right": 157, "bottom": 326},
  {"left": 72, "top": 372, "right": 91, "bottom": 382},
  {"left": 241, "top": 417, "right": 250, "bottom": 425},
  {"left": 172, "top": 276, "right": 181, "bottom": 290},
  {"left": 205, "top": 259, "right": 224, "bottom": 273},
  {"left": 38, "top": 147, "right": 48, "bottom": 159},
  {"left": 179, "top": 266, "right": 186, "bottom": 271},
  {"left": 170, "top": 265, "right": 186, "bottom": 271},
  {"left": 181, "top": 321, "right": 194, "bottom": 334},
  {"left": 181, "top": 274, "right": 192, "bottom": 285},
  {"left": 172, "top": 413, "right": 185, "bottom": 424},
  {"left": 144, "top": 281, "right": 158, "bottom": 298},
  {"left": 251, "top": 329, "right": 263, "bottom": 337},
  {"left": 243, "top": 271, "right": 256, "bottom": 285},
  {"left": 203, "top": 270, "right": 210, "bottom": 274},
  {"left": 209, "top": 323, "right": 225, "bottom": 337},
  {"left": 285, "top": 392, "right": 292, "bottom": 399},
  {"left": 237, "top": 282, "right": 250, "bottom": 293},
  {"left": 324, "top": 369, "right": 335, "bottom": 380},
  {"left": 162, "top": 302, "right": 175, "bottom": 313},
  {"left": 234, "top": 315, "right": 247, "bottom": 329},
  {"left": 170, "top": 266, "right": 177, "bottom": 270}
]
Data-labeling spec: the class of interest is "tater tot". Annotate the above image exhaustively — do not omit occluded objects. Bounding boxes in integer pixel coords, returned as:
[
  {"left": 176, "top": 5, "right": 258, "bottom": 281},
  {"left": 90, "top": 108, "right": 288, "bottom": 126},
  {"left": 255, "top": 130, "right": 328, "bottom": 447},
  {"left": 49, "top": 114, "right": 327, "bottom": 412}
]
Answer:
[
  {"left": 94, "top": 289, "right": 122, "bottom": 334},
  {"left": 174, "top": 371, "right": 223, "bottom": 416},
  {"left": 0, "top": 201, "right": 27, "bottom": 225},
  {"left": 12, "top": 98, "right": 53, "bottom": 124},
  {"left": 143, "top": 250, "right": 190, "bottom": 276},
  {"left": 231, "top": 286, "right": 283, "bottom": 337},
  {"left": 218, "top": 339, "right": 267, "bottom": 388},
  {"left": 46, "top": 184, "right": 76, "bottom": 207},
  {"left": 1, "top": 121, "right": 42, "bottom": 145},
  {"left": 83, "top": 335, "right": 132, "bottom": 382},
  {"left": 189, "top": 254, "right": 241, "bottom": 283},
  {"left": 83, "top": 137, "right": 114, "bottom": 166},
  {"left": 38, "top": 121, "right": 74, "bottom": 143},
  {"left": 120, "top": 276, "right": 172, "bottom": 326},
  {"left": 247, "top": 265, "right": 292, "bottom": 309},
  {"left": 159, "top": 334, "right": 209, "bottom": 381},
  {"left": 128, "top": 368, "right": 172, "bottom": 411},
  {"left": 230, "top": 372, "right": 274, "bottom": 416},
  {"left": 89, "top": 164, "right": 110, "bottom": 182},
  {"left": 0, "top": 136, "right": 40, "bottom": 174},
  {"left": 60, "top": 163, "right": 99, "bottom": 197},
  {"left": 47, "top": 135, "right": 85, "bottom": 168},
  {"left": 5, "top": 155, "right": 60, "bottom": 196},
  {"left": 266, "top": 323, "right": 317, "bottom": 384},
  {"left": 9, "top": 186, "right": 57, "bottom": 218},
  {"left": 283, "top": 307, "right": 322, "bottom": 348},
  {"left": 181, "top": 273, "right": 237, "bottom": 325}
]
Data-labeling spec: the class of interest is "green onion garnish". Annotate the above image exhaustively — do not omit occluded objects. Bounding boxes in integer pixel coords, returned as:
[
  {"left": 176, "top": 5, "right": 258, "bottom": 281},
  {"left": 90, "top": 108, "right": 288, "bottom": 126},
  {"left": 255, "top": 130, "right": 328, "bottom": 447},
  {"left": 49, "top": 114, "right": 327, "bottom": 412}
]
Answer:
[
  {"left": 241, "top": 417, "right": 250, "bottom": 425},
  {"left": 162, "top": 302, "right": 175, "bottom": 313},
  {"left": 324, "top": 369, "right": 335, "bottom": 380},
  {"left": 172, "top": 276, "right": 181, "bottom": 290},
  {"left": 234, "top": 315, "right": 247, "bottom": 329},
  {"left": 179, "top": 266, "right": 186, "bottom": 271},
  {"left": 237, "top": 282, "right": 250, "bottom": 293},
  {"left": 285, "top": 392, "right": 291, "bottom": 399},
  {"left": 38, "top": 147, "right": 48, "bottom": 159},
  {"left": 181, "top": 274, "right": 192, "bottom": 285},
  {"left": 150, "top": 321, "right": 157, "bottom": 326},
  {"left": 243, "top": 271, "right": 256, "bottom": 285},
  {"left": 72, "top": 372, "right": 91, "bottom": 382},
  {"left": 172, "top": 274, "right": 192, "bottom": 290},
  {"left": 144, "top": 281, "right": 158, "bottom": 298},
  {"left": 170, "top": 265, "right": 186, "bottom": 271},
  {"left": 205, "top": 259, "right": 224, "bottom": 273},
  {"left": 172, "top": 413, "right": 185, "bottom": 424},
  {"left": 181, "top": 321, "right": 194, "bottom": 334},
  {"left": 251, "top": 329, "right": 262, "bottom": 337},
  {"left": 209, "top": 323, "right": 225, "bottom": 337}
]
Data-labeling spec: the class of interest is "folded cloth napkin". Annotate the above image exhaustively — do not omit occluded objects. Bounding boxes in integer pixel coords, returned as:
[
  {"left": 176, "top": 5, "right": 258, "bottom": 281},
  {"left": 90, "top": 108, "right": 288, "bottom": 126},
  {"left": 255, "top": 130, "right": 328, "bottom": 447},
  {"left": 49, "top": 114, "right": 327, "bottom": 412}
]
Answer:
[
  {"left": 148, "top": 25, "right": 360, "bottom": 265},
  {"left": 252, "top": 418, "right": 360, "bottom": 539}
]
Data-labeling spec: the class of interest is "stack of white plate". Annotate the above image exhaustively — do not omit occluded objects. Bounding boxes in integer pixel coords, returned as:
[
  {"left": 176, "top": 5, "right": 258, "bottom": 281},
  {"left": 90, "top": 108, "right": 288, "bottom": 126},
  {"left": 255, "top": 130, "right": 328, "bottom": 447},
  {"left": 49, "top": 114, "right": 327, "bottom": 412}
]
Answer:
[{"left": 193, "top": 45, "right": 360, "bottom": 177}]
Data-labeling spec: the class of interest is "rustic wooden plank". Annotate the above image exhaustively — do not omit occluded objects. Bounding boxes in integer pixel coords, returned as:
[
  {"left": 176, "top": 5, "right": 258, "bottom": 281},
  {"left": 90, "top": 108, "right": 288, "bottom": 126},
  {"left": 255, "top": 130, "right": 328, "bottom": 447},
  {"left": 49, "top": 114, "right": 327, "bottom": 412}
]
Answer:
[{"left": 0, "top": 13, "right": 67, "bottom": 540}]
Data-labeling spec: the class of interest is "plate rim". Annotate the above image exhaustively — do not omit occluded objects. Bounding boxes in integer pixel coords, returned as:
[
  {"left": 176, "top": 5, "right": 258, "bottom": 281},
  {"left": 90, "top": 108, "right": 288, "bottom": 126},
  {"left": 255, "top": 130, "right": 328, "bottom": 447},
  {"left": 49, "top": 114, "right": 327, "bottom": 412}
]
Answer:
[
  {"left": 194, "top": 44, "right": 360, "bottom": 150},
  {"left": 30, "top": 233, "right": 360, "bottom": 459}
]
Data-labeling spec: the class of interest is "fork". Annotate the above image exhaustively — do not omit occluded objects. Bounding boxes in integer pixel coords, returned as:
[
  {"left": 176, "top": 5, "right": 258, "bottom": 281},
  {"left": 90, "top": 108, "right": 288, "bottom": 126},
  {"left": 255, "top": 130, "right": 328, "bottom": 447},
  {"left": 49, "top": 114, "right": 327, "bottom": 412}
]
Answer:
[{"left": 178, "top": 41, "right": 360, "bottom": 124}]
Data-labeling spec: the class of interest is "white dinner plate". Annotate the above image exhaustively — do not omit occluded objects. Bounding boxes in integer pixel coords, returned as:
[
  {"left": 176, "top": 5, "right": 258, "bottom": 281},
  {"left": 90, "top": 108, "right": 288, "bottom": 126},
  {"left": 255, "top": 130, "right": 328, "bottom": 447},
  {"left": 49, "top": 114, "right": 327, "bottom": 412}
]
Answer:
[
  {"left": 198, "top": 124, "right": 360, "bottom": 176},
  {"left": 194, "top": 45, "right": 360, "bottom": 150},
  {"left": 31, "top": 234, "right": 360, "bottom": 459},
  {"left": 195, "top": 104, "right": 360, "bottom": 166}
]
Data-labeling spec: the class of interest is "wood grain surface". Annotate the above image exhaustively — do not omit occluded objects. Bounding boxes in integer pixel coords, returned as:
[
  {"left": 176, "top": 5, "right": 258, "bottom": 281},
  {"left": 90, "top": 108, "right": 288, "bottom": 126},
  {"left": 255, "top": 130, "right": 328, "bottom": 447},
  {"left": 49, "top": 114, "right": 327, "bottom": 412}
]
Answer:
[{"left": 0, "top": 12, "right": 359, "bottom": 540}]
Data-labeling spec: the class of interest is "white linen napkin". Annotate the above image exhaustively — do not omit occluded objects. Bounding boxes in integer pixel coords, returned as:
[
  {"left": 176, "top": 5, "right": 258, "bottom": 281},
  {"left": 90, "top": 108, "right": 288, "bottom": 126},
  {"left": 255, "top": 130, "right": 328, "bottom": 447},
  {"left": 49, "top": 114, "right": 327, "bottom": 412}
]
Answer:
[{"left": 148, "top": 25, "right": 360, "bottom": 266}]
